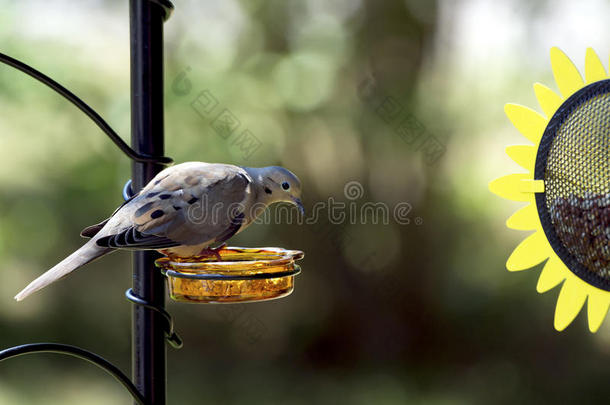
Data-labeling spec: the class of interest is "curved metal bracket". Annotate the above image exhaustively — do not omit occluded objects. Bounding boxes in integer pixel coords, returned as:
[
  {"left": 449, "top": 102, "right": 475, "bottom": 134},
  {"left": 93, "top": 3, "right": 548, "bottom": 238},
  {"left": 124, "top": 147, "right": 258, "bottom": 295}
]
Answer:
[
  {"left": 150, "top": 0, "right": 175, "bottom": 21},
  {"left": 0, "top": 52, "right": 173, "bottom": 165},
  {"left": 126, "top": 289, "right": 183, "bottom": 349},
  {"left": 0, "top": 343, "right": 146, "bottom": 405}
]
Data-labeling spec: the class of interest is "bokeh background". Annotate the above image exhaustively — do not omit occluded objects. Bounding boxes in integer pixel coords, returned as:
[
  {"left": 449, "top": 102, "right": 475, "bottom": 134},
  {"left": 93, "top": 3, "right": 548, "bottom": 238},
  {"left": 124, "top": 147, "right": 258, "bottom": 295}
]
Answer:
[{"left": 1, "top": 0, "right": 610, "bottom": 403}]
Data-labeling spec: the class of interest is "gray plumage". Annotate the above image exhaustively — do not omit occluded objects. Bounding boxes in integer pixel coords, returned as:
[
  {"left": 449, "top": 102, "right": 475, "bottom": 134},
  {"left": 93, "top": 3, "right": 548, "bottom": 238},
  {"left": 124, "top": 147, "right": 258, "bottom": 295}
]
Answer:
[{"left": 15, "top": 162, "right": 303, "bottom": 301}]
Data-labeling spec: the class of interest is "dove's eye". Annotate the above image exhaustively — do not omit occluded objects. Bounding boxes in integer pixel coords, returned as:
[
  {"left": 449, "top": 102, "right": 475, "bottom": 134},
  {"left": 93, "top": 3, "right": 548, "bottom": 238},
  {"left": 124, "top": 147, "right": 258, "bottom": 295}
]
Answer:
[{"left": 282, "top": 182, "right": 290, "bottom": 190}]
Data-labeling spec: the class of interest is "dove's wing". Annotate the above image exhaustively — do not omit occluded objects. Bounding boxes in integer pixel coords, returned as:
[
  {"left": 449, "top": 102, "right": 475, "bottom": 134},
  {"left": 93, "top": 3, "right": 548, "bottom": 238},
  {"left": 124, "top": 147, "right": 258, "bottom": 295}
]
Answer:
[{"left": 92, "top": 162, "right": 252, "bottom": 250}]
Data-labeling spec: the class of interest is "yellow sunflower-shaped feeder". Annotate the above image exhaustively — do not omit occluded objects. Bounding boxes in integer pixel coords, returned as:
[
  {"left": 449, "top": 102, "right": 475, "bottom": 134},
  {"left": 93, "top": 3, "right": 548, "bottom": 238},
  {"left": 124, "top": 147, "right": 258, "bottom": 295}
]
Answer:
[{"left": 490, "top": 47, "right": 610, "bottom": 332}]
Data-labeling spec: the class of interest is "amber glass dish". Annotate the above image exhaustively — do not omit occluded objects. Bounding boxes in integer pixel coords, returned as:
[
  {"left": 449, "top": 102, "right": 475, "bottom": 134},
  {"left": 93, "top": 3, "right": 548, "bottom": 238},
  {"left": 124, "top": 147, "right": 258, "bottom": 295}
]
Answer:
[{"left": 155, "top": 247, "right": 304, "bottom": 303}]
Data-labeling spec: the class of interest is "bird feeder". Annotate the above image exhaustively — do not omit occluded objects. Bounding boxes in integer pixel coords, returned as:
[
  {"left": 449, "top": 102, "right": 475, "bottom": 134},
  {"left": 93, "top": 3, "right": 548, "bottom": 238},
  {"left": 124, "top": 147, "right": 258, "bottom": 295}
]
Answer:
[
  {"left": 490, "top": 47, "right": 610, "bottom": 332},
  {"left": 156, "top": 247, "right": 303, "bottom": 303}
]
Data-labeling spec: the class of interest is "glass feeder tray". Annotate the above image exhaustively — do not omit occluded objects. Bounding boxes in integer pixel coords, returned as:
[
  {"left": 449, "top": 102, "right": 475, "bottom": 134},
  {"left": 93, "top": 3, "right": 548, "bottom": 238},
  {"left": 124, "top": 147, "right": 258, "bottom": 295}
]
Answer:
[{"left": 155, "top": 247, "right": 303, "bottom": 303}]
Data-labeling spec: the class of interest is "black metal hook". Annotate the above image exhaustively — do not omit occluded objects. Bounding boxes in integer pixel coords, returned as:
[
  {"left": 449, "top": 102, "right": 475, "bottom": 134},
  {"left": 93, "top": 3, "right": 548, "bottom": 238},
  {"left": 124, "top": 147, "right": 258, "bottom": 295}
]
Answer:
[
  {"left": 123, "top": 179, "right": 135, "bottom": 201},
  {"left": 0, "top": 52, "right": 173, "bottom": 165},
  {"left": 0, "top": 343, "right": 147, "bottom": 405},
  {"left": 126, "top": 289, "right": 183, "bottom": 349},
  {"left": 149, "top": 0, "right": 175, "bottom": 21}
]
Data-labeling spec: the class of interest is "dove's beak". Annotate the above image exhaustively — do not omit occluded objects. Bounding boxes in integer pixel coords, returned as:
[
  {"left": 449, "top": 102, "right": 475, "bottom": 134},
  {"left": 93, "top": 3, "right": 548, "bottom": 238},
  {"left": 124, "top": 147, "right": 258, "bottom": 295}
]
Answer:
[{"left": 293, "top": 198, "right": 305, "bottom": 216}]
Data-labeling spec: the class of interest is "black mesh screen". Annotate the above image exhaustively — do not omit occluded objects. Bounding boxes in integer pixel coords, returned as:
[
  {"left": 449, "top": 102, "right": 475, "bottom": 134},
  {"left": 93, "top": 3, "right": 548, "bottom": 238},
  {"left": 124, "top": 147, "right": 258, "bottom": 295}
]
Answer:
[{"left": 535, "top": 79, "right": 610, "bottom": 290}]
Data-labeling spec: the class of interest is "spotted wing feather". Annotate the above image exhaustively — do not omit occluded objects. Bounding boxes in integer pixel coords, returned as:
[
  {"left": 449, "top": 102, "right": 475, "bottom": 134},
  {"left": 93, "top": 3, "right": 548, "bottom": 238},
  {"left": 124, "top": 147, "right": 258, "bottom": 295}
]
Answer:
[{"left": 93, "top": 162, "right": 252, "bottom": 250}]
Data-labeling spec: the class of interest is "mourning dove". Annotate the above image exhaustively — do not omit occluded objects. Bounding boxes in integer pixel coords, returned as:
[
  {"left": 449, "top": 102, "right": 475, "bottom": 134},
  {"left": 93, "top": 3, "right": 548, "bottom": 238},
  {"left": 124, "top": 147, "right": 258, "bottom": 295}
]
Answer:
[{"left": 15, "top": 162, "right": 304, "bottom": 301}]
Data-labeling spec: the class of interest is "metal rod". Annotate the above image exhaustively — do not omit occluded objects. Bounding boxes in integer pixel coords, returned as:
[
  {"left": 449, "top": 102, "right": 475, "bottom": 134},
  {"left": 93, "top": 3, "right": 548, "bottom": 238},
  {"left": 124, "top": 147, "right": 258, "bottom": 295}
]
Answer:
[
  {"left": 0, "top": 343, "right": 146, "bottom": 405},
  {"left": 162, "top": 266, "right": 302, "bottom": 280},
  {"left": 130, "top": 1, "right": 169, "bottom": 403}
]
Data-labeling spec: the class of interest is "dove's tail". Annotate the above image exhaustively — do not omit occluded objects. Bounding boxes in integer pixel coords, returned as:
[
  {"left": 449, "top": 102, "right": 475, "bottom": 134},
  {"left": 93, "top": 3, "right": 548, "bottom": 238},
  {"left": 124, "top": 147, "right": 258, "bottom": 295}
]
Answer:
[{"left": 14, "top": 239, "right": 112, "bottom": 301}]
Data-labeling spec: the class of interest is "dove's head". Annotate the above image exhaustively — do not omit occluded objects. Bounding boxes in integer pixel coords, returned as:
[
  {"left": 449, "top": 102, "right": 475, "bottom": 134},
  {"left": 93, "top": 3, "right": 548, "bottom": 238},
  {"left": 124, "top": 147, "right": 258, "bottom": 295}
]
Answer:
[{"left": 247, "top": 166, "right": 304, "bottom": 215}]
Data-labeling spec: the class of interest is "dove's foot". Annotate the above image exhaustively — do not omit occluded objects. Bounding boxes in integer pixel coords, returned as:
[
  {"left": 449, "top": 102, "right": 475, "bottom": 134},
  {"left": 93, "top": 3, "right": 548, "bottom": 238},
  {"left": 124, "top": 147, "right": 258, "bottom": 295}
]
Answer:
[{"left": 198, "top": 243, "right": 227, "bottom": 261}]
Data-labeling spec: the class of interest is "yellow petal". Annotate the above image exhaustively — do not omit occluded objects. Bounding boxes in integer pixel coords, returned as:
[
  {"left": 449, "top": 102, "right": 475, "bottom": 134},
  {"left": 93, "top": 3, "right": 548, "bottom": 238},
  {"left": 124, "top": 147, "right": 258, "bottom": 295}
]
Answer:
[
  {"left": 587, "top": 290, "right": 610, "bottom": 333},
  {"left": 504, "top": 104, "right": 547, "bottom": 145},
  {"left": 489, "top": 173, "right": 533, "bottom": 202},
  {"left": 533, "top": 83, "right": 563, "bottom": 118},
  {"left": 519, "top": 179, "right": 544, "bottom": 193},
  {"left": 536, "top": 255, "right": 567, "bottom": 293},
  {"left": 506, "top": 231, "right": 551, "bottom": 271},
  {"left": 505, "top": 145, "right": 537, "bottom": 173},
  {"left": 550, "top": 47, "right": 584, "bottom": 98},
  {"left": 584, "top": 48, "right": 607, "bottom": 83},
  {"left": 554, "top": 277, "right": 587, "bottom": 331},
  {"left": 506, "top": 204, "right": 539, "bottom": 230}
]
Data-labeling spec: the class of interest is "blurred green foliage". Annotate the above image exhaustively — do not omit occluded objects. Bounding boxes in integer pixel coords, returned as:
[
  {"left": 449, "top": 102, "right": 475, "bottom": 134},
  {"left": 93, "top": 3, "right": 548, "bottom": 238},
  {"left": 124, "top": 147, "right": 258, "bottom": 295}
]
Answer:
[{"left": 1, "top": 0, "right": 610, "bottom": 404}]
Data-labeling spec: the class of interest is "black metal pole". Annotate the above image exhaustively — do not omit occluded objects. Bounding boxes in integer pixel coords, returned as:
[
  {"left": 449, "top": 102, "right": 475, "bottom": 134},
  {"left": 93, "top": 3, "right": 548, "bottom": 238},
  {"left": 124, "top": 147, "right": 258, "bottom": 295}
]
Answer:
[{"left": 130, "top": 1, "right": 167, "bottom": 404}]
